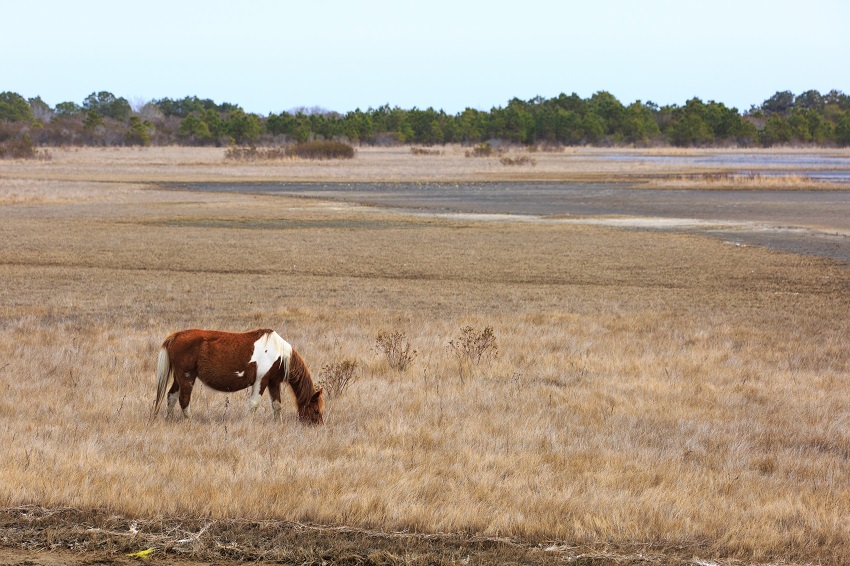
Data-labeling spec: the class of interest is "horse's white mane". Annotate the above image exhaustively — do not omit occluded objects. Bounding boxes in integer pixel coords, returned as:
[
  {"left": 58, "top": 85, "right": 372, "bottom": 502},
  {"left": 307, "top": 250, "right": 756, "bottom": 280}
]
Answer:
[{"left": 263, "top": 330, "right": 292, "bottom": 380}]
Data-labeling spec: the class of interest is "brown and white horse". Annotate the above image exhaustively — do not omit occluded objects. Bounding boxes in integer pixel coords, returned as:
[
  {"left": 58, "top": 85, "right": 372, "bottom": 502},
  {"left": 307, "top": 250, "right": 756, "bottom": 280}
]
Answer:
[{"left": 150, "top": 328, "right": 324, "bottom": 424}]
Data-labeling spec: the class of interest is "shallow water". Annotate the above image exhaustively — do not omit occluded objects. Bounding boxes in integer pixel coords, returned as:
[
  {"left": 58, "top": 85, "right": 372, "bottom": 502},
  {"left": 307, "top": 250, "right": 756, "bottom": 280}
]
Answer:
[{"left": 591, "top": 152, "right": 850, "bottom": 183}]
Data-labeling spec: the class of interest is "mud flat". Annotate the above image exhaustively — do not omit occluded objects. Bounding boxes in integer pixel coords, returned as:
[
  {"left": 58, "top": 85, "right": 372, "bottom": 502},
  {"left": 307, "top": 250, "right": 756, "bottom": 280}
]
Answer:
[{"left": 172, "top": 181, "right": 850, "bottom": 264}]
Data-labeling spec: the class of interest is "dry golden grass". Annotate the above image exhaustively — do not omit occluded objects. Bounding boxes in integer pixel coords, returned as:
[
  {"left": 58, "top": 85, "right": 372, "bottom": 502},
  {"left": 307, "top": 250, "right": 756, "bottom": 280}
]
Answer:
[
  {"left": 1, "top": 151, "right": 850, "bottom": 563},
  {"left": 646, "top": 172, "right": 849, "bottom": 190}
]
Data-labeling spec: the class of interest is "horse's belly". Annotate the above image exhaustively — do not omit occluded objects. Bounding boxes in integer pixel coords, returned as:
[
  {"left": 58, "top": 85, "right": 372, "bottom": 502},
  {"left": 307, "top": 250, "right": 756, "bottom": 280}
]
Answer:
[
  {"left": 198, "top": 364, "right": 254, "bottom": 392},
  {"left": 215, "top": 381, "right": 250, "bottom": 393}
]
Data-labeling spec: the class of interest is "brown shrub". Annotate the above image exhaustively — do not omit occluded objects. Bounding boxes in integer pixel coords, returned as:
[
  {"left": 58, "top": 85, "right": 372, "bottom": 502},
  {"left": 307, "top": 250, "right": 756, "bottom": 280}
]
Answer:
[
  {"left": 0, "top": 135, "right": 51, "bottom": 160},
  {"left": 287, "top": 140, "right": 355, "bottom": 160}
]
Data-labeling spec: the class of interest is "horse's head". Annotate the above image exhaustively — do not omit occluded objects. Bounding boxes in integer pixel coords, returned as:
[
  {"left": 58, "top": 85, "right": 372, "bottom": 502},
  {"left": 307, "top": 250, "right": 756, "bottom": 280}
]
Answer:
[{"left": 299, "top": 388, "right": 325, "bottom": 424}]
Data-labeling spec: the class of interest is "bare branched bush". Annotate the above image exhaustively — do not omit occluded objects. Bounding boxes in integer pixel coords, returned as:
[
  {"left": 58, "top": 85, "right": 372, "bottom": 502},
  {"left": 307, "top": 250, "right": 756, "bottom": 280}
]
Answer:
[
  {"left": 375, "top": 331, "right": 417, "bottom": 372},
  {"left": 448, "top": 325, "right": 498, "bottom": 382},
  {"left": 318, "top": 359, "right": 360, "bottom": 399}
]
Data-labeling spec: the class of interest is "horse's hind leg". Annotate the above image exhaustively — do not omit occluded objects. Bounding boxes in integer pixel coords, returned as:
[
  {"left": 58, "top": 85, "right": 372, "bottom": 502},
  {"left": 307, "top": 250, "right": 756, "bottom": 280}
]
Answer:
[
  {"left": 166, "top": 379, "right": 180, "bottom": 418},
  {"left": 171, "top": 369, "right": 196, "bottom": 419},
  {"left": 178, "top": 379, "right": 195, "bottom": 419}
]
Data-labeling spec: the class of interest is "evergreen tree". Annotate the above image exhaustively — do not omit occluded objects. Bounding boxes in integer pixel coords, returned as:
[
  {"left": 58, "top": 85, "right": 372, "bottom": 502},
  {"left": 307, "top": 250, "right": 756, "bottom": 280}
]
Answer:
[
  {"left": 125, "top": 116, "right": 151, "bottom": 146},
  {"left": 0, "top": 91, "right": 34, "bottom": 122}
]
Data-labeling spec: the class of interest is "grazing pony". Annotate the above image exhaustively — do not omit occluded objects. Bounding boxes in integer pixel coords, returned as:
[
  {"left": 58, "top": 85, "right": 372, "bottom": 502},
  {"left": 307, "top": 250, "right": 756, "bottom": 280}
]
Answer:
[{"left": 150, "top": 328, "right": 323, "bottom": 424}]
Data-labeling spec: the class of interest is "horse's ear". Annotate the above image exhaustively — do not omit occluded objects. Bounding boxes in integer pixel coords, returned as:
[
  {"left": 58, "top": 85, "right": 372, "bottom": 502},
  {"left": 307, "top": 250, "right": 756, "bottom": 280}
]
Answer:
[{"left": 312, "top": 388, "right": 323, "bottom": 402}]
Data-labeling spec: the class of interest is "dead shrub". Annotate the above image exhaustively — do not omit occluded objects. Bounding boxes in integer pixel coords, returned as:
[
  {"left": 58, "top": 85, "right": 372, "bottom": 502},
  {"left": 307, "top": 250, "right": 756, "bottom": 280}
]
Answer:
[
  {"left": 448, "top": 326, "right": 498, "bottom": 382},
  {"left": 318, "top": 359, "right": 360, "bottom": 399},
  {"left": 375, "top": 331, "right": 417, "bottom": 372}
]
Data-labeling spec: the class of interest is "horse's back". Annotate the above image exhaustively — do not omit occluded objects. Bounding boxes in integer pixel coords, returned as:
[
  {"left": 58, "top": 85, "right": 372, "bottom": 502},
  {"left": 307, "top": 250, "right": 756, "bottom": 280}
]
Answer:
[{"left": 165, "top": 328, "right": 271, "bottom": 349}]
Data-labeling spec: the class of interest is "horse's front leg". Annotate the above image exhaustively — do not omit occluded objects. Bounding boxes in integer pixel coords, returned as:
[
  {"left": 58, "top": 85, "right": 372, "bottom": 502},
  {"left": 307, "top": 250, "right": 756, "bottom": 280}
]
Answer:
[{"left": 267, "top": 380, "right": 283, "bottom": 422}]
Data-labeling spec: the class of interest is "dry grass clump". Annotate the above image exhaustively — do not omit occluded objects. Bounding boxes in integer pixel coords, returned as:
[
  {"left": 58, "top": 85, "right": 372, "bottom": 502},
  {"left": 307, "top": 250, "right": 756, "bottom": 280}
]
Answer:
[
  {"left": 499, "top": 154, "right": 537, "bottom": 167},
  {"left": 224, "top": 141, "right": 355, "bottom": 162},
  {"left": 648, "top": 172, "right": 848, "bottom": 190},
  {"left": 464, "top": 143, "right": 539, "bottom": 166},
  {"left": 223, "top": 146, "right": 287, "bottom": 161},
  {"left": 464, "top": 142, "right": 497, "bottom": 158},
  {"left": 410, "top": 147, "right": 444, "bottom": 156},
  {"left": 1, "top": 167, "right": 850, "bottom": 563}
]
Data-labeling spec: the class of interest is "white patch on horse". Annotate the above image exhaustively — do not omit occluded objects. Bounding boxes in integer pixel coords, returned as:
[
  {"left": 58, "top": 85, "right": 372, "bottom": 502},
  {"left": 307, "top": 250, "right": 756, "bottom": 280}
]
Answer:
[
  {"left": 247, "top": 331, "right": 292, "bottom": 410},
  {"left": 235, "top": 370, "right": 245, "bottom": 377}
]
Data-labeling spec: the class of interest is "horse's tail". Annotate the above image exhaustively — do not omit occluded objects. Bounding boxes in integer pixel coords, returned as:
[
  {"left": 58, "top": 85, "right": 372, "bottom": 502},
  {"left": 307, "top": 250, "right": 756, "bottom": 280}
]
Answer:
[{"left": 150, "top": 338, "right": 174, "bottom": 422}]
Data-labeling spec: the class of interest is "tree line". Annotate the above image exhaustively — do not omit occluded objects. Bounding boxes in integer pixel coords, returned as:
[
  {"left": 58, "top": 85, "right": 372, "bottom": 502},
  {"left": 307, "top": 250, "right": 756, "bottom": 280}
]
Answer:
[{"left": 2, "top": 89, "right": 850, "bottom": 149}]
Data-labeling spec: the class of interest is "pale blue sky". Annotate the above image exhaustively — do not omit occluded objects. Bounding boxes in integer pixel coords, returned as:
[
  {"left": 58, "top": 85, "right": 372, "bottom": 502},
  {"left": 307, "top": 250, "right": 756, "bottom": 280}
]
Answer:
[{"left": 3, "top": 0, "right": 848, "bottom": 115}]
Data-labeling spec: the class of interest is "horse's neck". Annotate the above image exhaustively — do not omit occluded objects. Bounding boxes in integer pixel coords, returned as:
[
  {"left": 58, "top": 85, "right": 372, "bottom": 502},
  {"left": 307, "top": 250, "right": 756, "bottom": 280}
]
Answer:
[{"left": 287, "top": 351, "right": 315, "bottom": 408}]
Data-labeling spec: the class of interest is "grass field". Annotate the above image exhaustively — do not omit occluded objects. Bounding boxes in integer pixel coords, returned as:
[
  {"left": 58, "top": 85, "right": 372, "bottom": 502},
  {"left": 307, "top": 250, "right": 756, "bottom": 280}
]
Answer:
[{"left": 1, "top": 147, "right": 850, "bottom": 564}]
